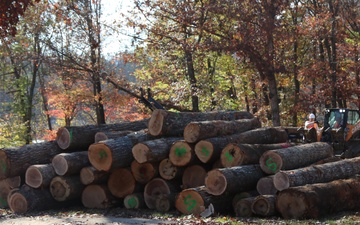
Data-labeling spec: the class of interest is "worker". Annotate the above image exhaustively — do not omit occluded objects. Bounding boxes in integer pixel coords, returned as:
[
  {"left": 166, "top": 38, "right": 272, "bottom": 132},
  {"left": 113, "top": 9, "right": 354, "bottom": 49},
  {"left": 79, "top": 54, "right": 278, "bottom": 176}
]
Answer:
[
  {"left": 305, "top": 113, "right": 318, "bottom": 129},
  {"left": 331, "top": 112, "right": 342, "bottom": 128}
]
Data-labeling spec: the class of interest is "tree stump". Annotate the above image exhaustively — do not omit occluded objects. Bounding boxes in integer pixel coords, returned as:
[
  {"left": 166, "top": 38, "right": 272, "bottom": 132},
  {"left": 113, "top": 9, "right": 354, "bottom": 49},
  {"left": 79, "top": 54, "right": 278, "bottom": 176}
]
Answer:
[
  {"left": 169, "top": 140, "right": 197, "bottom": 167},
  {"left": 81, "top": 184, "right": 119, "bottom": 209},
  {"left": 251, "top": 195, "right": 277, "bottom": 216},
  {"left": 276, "top": 177, "right": 360, "bottom": 219},
  {"left": 50, "top": 176, "right": 85, "bottom": 202},
  {"left": 181, "top": 164, "right": 208, "bottom": 189},
  {"left": 148, "top": 109, "right": 254, "bottom": 136},
  {"left": 205, "top": 165, "right": 265, "bottom": 196},
  {"left": 183, "top": 118, "right": 261, "bottom": 143},
  {"left": 259, "top": 142, "right": 333, "bottom": 174},
  {"left": 95, "top": 130, "right": 134, "bottom": 143},
  {"left": 56, "top": 119, "right": 149, "bottom": 150},
  {"left": 233, "top": 196, "right": 256, "bottom": 217},
  {"left": 0, "top": 141, "right": 63, "bottom": 179},
  {"left": 123, "top": 193, "right": 145, "bottom": 209},
  {"left": 158, "top": 158, "right": 184, "bottom": 181},
  {"left": 132, "top": 137, "right": 182, "bottom": 164},
  {"left": 221, "top": 143, "right": 293, "bottom": 168},
  {"left": 80, "top": 166, "right": 109, "bottom": 185},
  {"left": 144, "top": 178, "right": 180, "bottom": 209},
  {"left": 107, "top": 167, "right": 143, "bottom": 198},
  {"left": 256, "top": 175, "right": 277, "bottom": 195},
  {"left": 175, "top": 186, "right": 233, "bottom": 216},
  {"left": 52, "top": 151, "right": 90, "bottom": 176},
  {"left": 131, "top": 160, "right": 158, "bottom": 184},
  {"left": 273, "top": 156, "right": 360, "bottom": 191},
  {"left": 25, "top": 164, "right": 56, "bottom": 188}
]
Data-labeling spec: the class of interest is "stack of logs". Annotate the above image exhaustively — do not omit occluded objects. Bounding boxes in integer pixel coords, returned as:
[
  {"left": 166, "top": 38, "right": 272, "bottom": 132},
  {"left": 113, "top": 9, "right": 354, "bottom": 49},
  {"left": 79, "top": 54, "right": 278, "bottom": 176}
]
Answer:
[{"left": 2, "top": 109, "right": 360, "bottom": 219}]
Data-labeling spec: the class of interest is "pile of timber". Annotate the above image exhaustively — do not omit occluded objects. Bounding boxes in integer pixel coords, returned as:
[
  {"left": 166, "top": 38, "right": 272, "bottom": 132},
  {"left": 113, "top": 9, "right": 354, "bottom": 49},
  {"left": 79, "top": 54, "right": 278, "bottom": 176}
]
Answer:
[{"left": 2, "top": 109, "right": 360, "bottom": 219}]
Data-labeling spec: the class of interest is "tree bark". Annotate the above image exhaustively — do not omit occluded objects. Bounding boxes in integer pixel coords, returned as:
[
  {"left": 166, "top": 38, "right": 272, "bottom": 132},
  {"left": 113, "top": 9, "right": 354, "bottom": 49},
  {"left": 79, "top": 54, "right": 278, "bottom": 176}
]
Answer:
[
  {"left": 52, "top": 151, "right": 90, "bottom": 176},
  {"left": 183, "top": 118, "right": 261, "bottom": 143},
  {"left": 123, "top": 192, "right": 145, "bottom": 209},
  {"left": 251, "top": 194, "right": 277, "bottom": 217},
  {"left": 81, "top": 184, "right": 119, "bottom": 209},
  {"left": 175, "top": 186, "right": 233, "bottom": 216},
  {"left": 0, "top": 141, "right": 63, "bottom": 179},
  {"left": 276, "top": 177, "right": 360, "bottom": 219},
  {"left": 144, "top": 178, "right": 180, "bottom": 209},
  {"left": 204, "top": 165, "right": 265, "bottom": 196},
  {"left": 273, "top": 157, "right": 360, "bottom": 191},
  {"left": 80, "top": 166, "right": 109, "bottom": 185},
  {"left": 25, "top": 164, "right": 56, "bottom": 188},
  {"left": 95, "top": 130, "right": 134, "bottom": 143},
  {"left": 256, "top": 175, "right": 277, "bottom": 195},
  {"left": 181, "top": 165, "right": 208, "bottom": 189},
  {"left": 194, "top": 128, "right": 288, "bottom": 164},
  {"left": 148, "top": 109, "right": 254, "bottom": 136},
  {"left": 131, "top": 160, "right": 158, "bottom": 184},
  {"left": 50, "top": 176, "right": 85, "bottom": 202},
  {"left": 221, "top": 143, "right": 294, "bottom": 168},
  {"left": 107, "top": 167, "right": 143, "bottom": 198},
  {"left": 233, "top": 196, "right": 256, "bottom": 217},
  {"left": 132, "top": 137, "right": 182, "bottom": 164},
  {"left": 259, "top": 142, "right": 333, "bottom": 174},
  {"left": 158, "top": 158, "right": 184, "bottom": 181},
  {"left": 56, "top": 119, "right": 149, "bottom": 150},
  {"left": 169, "top": 140, "right": 197, "bottom": 167}
]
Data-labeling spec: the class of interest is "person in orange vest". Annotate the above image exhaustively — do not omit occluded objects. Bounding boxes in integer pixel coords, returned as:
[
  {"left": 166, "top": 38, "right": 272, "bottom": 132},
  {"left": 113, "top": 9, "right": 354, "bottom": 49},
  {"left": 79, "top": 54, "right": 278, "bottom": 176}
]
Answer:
[{"left": 304, "top": 113, "right": 318, "bottom": 129}]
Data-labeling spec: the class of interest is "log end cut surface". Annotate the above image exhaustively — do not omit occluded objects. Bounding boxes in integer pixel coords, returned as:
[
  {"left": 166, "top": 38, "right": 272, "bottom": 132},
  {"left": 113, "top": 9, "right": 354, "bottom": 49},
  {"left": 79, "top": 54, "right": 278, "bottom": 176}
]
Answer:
[
  {"left": 8, "top": 192, "right": 27, "bottom": 214},
  {"left": 108, "top": 168, "right": 136, "bottom": 198},
  {"left": 221, "top": 144, "right": 243, "bottom": 168},
  {"left": 183, "top": 123, "right": 201, "bottom": 143},
  {"left": 81, "top": 185, "right": 108, "bottom": 209},
  {"left": 276, "top": 192, "right": 307, "bottom": 219},
  {"left": 52, "top": 154, "right": 68, "bottom": 176},
  {"left": 50, "top": 177, "right": 69, "bottom": 201},
  {"left": 273, "top": 171, "right": 290, "bottom": 191},
  {"left": 194, "top": 140, "right": 213, "bottom": 163},
  {"left": 175, "top": 189, "right": 205, "bottom": 215},
  {"left": 144, "top": 178, "right": 171, "bottom": 209},
  {"left": 132, "top": 143, "right": 150, "bottom": 164},
  {"left": 259, "top": 151, "right": 283, "bottom": 174},
  {"left": 88, "top": 143, "right": 113, "bottom": 171},
  {"left": 159, "top": 158, "right": 177, "bottom": 180},
  {"left": 56, "top": 127, "right": 71, "bottom": 150},
  {"left": 204, "top": 170, "right": 227, "bottom": 196},
  {"left": 169, "top": 141, "right": 192, "bottom": 167},
  {"left": 25, "top": 166, "right": 43, "bottom": 188},
  {"left": 148, "top": 109, "right": 166, "bottom": 136}
]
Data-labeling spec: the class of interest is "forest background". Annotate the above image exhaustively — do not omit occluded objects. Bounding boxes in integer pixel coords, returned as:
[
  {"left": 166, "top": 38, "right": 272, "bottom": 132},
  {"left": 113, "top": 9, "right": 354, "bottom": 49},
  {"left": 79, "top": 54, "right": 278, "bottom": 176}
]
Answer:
[{"left": 0, "top": 0, "right": 359, "bottom": 148}]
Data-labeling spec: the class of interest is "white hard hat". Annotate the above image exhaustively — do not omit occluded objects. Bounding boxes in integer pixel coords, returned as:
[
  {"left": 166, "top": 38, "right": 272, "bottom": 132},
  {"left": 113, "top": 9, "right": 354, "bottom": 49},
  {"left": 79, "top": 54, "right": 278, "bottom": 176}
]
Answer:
[{"left": 309, "top": 113, "right": 315, "bottom": 119}]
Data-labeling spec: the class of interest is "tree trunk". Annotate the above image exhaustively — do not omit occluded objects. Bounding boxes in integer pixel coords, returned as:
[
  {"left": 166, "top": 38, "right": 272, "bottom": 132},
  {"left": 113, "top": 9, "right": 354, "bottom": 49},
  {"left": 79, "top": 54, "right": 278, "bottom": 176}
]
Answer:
[
  {"left": 221, "top": 143, "right": 294, "bottom": 168},
  {"left": 251, "top": 194, "right": 277, "bottom": 217},
  {"left": 181, "top": 165, "right": 208, "bottom": 189},
  {"left": 25, "top": 164, "right": 56, "bottom": 188},
  {"left": 169, "top": 140, "right": 197, "bottom": 167},
  {"left": 56, "top": 119, "right": 149, "bottom": 150},
  {"left": 95, "top": 130, "right": 134, "bottom": 142},
  {"left": 80, "top": 166, "right": 109, "bottom": 185},
  {"left": 0, "top": 141, "right": 63, "bottom": 179},
  {"left": 194, "top": 128, "right": 288, "bottom": 164},
  {"left": 276, "top": 177, "right": 360, "bottom": 219},
  {"left": 158, "top": 158, "right": 184, "bottom": 181},
  {"left": 132, "top": 137, "right": 183, "bottom": 164},
  {"left": 256, "top": 175, "right": 277, "bottom": 195},
  {"left": 148, "top": 109, "right": 254, "bottom": 136},
  {"left": 233, "top": 196, "right": 256, "bottom": 217},
  {"left": 131, "top": 160, "right": 158, "bottom": 184},
  {"left": 259, "top": 142, "right": 333, "bottom": 174},
  {"left": 107, "top": 167, "right": 143, "bottom": 198},
  {"left": 52, "top": 151, "right": 90, "bottom": 176},
  {"left": 175, "top": 186, "right": 233, "bottom": 216},
  {"left": 155, "top": 193, "right": 177, "bottom": 212},
  {"left": 273, "top": 157, "right": 360, "bottom": 191},
  {"left": 0, "top": 176, "right": 21, "bottom": 208},
  {"left": 183, "top": 118, "right": 261, "bottom": 143},
  {"left": 123, "top": 192, "right": 145, "bottom": 209},
  {"left": 88, "top": 131, "right": 155, "bottom": 171},
  {"left": 81, "top": 184, "right": 119, "bottom": 209},
  {"left": 204, "top": 165, "right": 265, "bottom": 196},
  {"left": 144, "top": 178, "right": 180, "bottom": 209},
  {"left": 49, "top": 176, "right": 85, "bottom": 202}
]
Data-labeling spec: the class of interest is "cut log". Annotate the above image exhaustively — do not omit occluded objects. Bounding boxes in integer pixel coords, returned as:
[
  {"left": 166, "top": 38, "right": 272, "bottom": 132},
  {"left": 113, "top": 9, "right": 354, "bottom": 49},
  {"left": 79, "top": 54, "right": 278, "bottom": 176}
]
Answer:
[
  {"left": 205, "top": 165, "right": 265, "bottom": 196},
  {"left": 181, "top": 164, "right": 208, "bottom": 189},
  {"left": 80, "top": 166, "right": 109, "bottom": 185},
  {"left": 123, "top": 193, "right": 145, "bottom": 209},
  {"left": 132, "top": 137, "right": 182, "bottom": 164},
  {"left": 158, "top": 158, "right": 184, "bottom": 181},
  {"left": 0, "top": 141, "right": 63, "bottom": 179},
  {"left": 155, "top": 193, "right": 177, "bottom": 212},
  {"left": 95, "top": 130, "right": 134, "bottom": 143},
  {"left": 259, "top": 142, "right": 333, "bottom": 175},
  {"left": 50, "top": 176, "right": 85, "bottom": 202},
  {"left": 148, "top": 109, "right": 254, "bottom": 136},
  {"left": 256, "top": 175, "right": 277, "bottom": 195},
  {"left": 52, "top": 151, "right": 90, "bottom": 176},
  {"left": 8, "top": 184, "right": 61, "bottom": 213},
  {"left": 220, "top": 143, "right": 294, "bottom": 168},
  {"left": 88, "top": 130, "right": 155, "bottom": 172},
  {"left": 273, "top": 156, "right": 360, "bottom": 191},
  {"left": 81, "top": 184, "right": 119, "bottom": 209},
  {"left": 56, "top": 119, "right": 149, "bottom": 150},
  {"left": 175, "top": 186, "right": 233, "bottom": 216},
  {"left": 107, "top": 167, "right": 143, "bottom": 198},
  {"left": 183, "top": 118, "right": 261, "bottom": 143},
  {"left": 251, "top": 195, "right": 277, "bottom": 216},
  {"left": 276, "top": 177, "right": 360, "bottom": 219},
  {"left": 0, "top": 176, "right": 21, "bottom": 208},
  {"left": 194, "top": 128, "right": 288, "bottom": 164},
  {"left": 232, "top": 191, "right": 258, "bottom": 209},
  {"left": 169, "top": 140, "right": 197, "bottom": 167},
  {"left": 131, "top": 160, "right": 158, "bottom": 184},
  {"left": 233, "top": 196, "right": 256, "bottom": 217},
  {"left": 25, "top": 164, "right": 56, "bottom": 188},
  {"left": 144, "top": 178, "right": 180, "bottom": 209}
]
